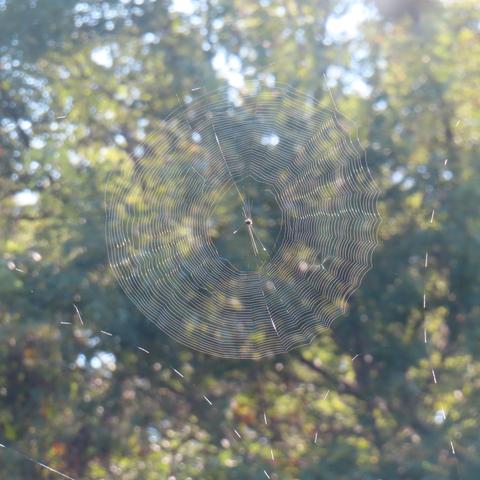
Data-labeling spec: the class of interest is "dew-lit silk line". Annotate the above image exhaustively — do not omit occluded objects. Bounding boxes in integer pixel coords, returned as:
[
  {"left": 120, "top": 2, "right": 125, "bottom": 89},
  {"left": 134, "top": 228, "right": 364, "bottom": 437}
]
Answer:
[{"left": 105, "top": 83, "right": 381, "bottom": 359}]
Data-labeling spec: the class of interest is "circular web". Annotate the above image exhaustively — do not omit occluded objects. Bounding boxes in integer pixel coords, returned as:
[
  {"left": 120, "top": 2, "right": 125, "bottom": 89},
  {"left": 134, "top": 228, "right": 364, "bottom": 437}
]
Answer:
[{"left": 105, "top": 83, "right": 380, "bottom": 359}]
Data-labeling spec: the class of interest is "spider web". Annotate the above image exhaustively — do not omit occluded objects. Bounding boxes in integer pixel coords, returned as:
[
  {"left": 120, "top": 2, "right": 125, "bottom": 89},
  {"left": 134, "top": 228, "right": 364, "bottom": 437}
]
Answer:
[{"left": 105, "top": 82, "right": 381, "bottom": 359}]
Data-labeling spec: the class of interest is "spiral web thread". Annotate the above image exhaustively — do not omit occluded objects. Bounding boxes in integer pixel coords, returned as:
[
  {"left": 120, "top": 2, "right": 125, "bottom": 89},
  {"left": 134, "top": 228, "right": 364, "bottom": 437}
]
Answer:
[{"left": 105, "top": 83, "right": 381, "bottom": 359}]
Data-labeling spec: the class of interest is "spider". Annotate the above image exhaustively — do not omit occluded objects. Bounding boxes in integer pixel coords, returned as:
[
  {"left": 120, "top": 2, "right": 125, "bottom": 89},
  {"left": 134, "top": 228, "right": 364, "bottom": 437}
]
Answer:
[{"left": 232, "top": 200, "right": 267, "bottom": 256}]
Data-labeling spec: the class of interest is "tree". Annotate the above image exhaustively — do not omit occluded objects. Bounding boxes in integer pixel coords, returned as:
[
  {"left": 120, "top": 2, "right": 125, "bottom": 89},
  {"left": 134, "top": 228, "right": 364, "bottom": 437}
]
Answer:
[{"left": 1, "top": 0, "right": 479, "bottom": 478}]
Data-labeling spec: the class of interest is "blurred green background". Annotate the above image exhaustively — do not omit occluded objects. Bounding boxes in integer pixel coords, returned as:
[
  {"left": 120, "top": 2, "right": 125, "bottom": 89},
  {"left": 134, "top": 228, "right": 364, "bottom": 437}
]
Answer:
[{"left": 1, "top": 0, "right": 479, "bottom": 478}]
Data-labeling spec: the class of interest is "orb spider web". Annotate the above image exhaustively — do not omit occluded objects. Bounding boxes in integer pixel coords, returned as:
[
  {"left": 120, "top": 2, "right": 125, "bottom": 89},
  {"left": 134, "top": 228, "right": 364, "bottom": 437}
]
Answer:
[{"left": 105, "top": 82, "right": 381, "bottom": 359}]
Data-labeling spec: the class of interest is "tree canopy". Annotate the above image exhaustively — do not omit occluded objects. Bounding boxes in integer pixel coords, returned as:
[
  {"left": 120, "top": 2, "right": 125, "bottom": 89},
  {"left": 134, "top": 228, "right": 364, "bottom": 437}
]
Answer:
[{"left": 1, "top": 0, "right": 479, "bottom": 478}]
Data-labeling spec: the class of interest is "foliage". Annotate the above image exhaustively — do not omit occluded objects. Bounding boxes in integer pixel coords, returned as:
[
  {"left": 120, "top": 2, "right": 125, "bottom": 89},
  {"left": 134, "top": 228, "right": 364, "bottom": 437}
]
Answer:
[{"left": 1, "top": 0, "right": 479, "bottom": 478}]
